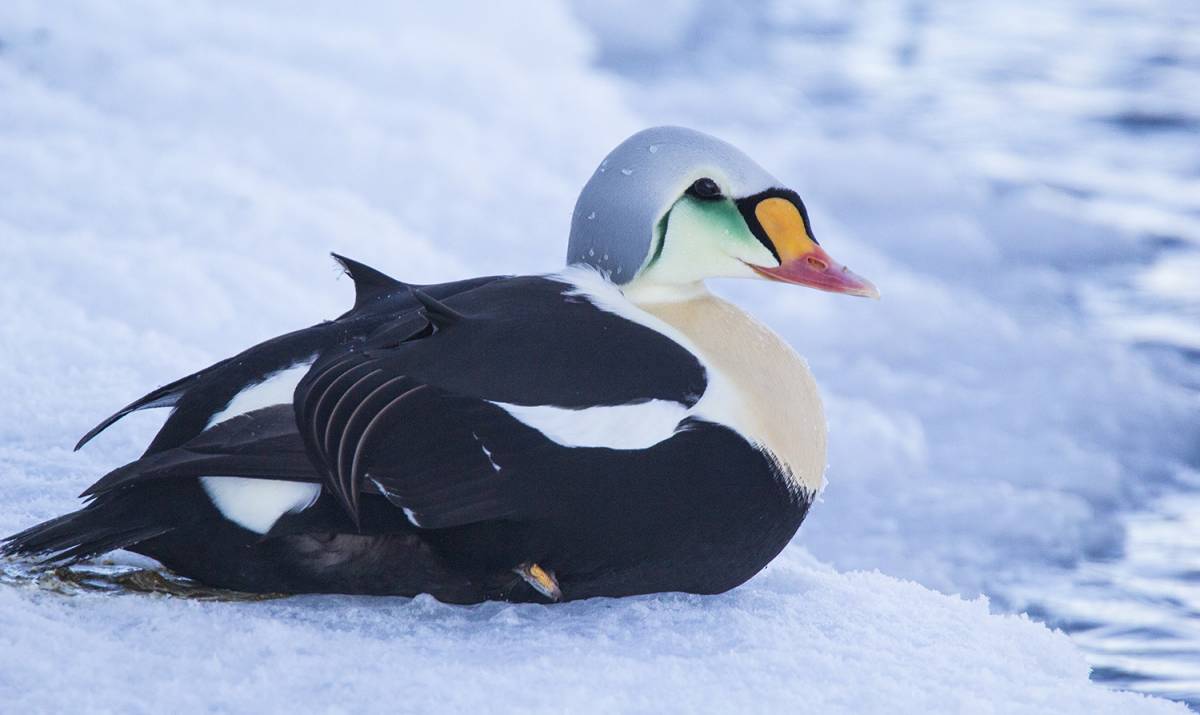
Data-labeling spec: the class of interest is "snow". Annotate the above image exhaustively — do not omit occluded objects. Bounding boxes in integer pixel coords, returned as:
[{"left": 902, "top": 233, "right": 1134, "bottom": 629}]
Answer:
[
  {"left": 0, "top": 553, "right": 1182, "bottom": 714},
  {"left": 0, "top": 0, "right": 1196, "bottom": 712}
]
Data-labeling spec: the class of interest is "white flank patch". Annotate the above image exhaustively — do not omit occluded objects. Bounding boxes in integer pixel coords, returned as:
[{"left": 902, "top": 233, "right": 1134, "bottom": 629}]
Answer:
[
  {"left": 492, "top": 399, "right": 689, "bottom": 450},
  {"left": 200, "top": 476, "right": 321, "bottom": 534},
  {"left": 206, "top": 356, "right": 317, "bottom": 429}
]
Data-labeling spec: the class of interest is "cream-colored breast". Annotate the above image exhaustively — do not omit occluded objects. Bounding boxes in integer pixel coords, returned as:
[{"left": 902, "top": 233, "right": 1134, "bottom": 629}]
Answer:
[{"left": 637, "top": 294, "right": 827, "bottom": 495}]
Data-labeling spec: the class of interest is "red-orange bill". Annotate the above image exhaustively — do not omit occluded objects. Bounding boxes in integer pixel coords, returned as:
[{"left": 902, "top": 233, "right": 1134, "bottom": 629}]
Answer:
[{"left": 750, "top": 244, "right": 880, "bottom": 299}]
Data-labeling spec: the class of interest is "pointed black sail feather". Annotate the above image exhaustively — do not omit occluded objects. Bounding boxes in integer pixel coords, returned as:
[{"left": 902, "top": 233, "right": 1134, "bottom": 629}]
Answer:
[{"left": 331, "top": 253, "right": 408, "bottom": 312}]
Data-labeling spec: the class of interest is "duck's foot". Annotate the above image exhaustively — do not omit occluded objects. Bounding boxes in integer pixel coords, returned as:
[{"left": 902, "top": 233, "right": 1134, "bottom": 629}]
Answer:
[{"left": 514, "top": 562, "right": 562, "bottom": 602}]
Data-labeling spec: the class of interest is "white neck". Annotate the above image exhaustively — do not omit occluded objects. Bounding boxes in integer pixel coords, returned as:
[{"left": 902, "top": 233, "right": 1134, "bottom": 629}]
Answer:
[{"left": 621, "top": 279, "right": 709, "bottom": 305}]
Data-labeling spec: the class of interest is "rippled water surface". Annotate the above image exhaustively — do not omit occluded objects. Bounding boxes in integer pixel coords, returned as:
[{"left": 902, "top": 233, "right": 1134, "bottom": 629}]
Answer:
[{"left": 1014, "top": 485, "right": 1200, "bottom": 707}]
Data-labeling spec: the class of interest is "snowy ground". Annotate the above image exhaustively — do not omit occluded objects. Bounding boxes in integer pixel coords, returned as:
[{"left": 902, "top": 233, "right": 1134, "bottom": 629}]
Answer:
[
  {"left": 0, "top": 554, "right": 1178, "bottom": 714},
  {"left": 1, "top": 1, "right": 1197, "bottom": 712}
]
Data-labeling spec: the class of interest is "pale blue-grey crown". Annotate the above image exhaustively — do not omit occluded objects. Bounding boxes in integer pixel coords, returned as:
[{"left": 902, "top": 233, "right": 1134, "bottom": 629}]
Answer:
[{"left": 567, "top": 126, "right": 780, "bottom": 284}]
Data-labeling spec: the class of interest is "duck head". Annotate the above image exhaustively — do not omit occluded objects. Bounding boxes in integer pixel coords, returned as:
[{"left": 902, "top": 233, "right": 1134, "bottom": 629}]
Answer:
[{"left": 567, "top": 126, "right": 878, "bottom": 300}]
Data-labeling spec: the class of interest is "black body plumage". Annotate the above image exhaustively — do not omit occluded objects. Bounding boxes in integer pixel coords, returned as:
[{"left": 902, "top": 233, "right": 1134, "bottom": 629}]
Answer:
[{"left": 3, "top": 256, "right": 811, "bottom": 602}]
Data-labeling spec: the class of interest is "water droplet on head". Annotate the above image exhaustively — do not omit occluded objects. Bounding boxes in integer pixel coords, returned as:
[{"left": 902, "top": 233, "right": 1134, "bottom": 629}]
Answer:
[
  {"left": 649, "top": 144, "right": 659, "bottom": 153},
  {"left": 587, "top": 212, "right": 596, "bottom": 220},
  {"left": 588, "top": 248, "right": 595, "bottom": 257},
  {"left": 620, "top": 168, "right": 633, "bottom": 176}
]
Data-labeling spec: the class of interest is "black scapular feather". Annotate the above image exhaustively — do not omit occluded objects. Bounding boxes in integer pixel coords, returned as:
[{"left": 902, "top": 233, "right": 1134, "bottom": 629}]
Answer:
[{"left": 409, "top": 287, "right": 469, "bottom": 327}]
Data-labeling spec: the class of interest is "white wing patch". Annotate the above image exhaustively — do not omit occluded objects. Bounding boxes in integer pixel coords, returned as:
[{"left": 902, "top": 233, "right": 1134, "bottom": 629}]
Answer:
[
  {"left": 200, "top": 476, "right": 321, "bottom": 534},
  {"left": 206, "top": 356, "right": 317, "bottom": 429},
  {"left": 492, "top": 399, "right": 688, "bottom": 450}
]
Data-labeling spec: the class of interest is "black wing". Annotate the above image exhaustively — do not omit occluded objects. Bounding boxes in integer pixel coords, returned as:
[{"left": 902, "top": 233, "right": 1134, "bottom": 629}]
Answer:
[
  {"left": 314, "top": 275, "right": 708, "bottom": 409},
  {"left": 297, "top": 362, "right": 551, "bottom": 528},
  {"left": 292, "top": 274, "right": 708, "bottom": 526},
  {"left": 80, "top": 405, "right": 323, "bottom": 497},
  {"left": 77, "top": 267, "right": 707, "bottom": 536}
]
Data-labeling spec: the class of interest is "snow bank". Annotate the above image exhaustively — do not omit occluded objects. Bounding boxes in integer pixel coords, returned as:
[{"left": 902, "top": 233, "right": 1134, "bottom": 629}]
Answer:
[
  {"left": 0, "top": 0, "right": 1191, "bottom": 711},
  {"left": 0, "top": 552, "right": 1183, "bottom": 714}
]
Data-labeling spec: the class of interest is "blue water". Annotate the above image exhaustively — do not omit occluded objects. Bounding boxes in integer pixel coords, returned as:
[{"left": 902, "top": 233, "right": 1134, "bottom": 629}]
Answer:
[
  {"left": 1032, "top": 255, "right": 1200, "bottom": 706},
  {"left": 1024, "top": 488, "right": 1200, "bottom": 707}
]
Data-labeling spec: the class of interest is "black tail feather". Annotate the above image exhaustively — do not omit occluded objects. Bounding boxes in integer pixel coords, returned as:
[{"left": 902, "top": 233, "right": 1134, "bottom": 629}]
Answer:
[
  {"left": 2, "top": 493, "right": 176, "bottom": 565},
  {"left": 73, "top": 357, "right": 233, "bottom": 452}
]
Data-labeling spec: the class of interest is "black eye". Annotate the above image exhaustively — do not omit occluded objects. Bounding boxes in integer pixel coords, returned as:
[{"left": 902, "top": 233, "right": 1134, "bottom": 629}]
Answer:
[{"left": 686, "top": 177, "right": 723, "bottom": 200}]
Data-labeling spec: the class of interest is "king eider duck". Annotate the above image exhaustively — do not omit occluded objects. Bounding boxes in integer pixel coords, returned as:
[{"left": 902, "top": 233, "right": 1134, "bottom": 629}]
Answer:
[{"left": 3, "top": 127, "right": 877, "bottom": 603}]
